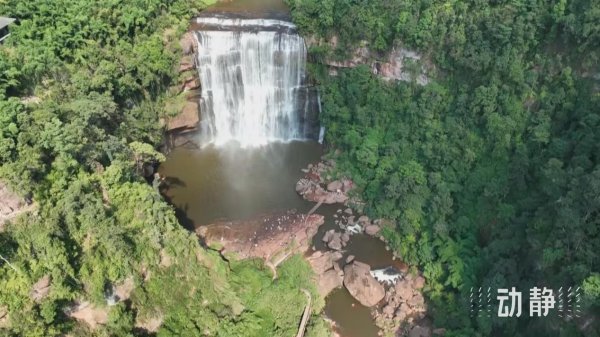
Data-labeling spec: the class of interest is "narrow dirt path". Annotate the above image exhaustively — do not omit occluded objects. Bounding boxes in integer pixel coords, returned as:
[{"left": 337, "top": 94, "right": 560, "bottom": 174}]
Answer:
[{"left": 296, "top": 288, "right": 312, "bottom": 337}]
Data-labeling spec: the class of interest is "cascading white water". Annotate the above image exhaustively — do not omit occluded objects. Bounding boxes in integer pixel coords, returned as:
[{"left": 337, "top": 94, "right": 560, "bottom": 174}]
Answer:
[{"left": 195, "top": 18, "right": 310, "bottom": 147}]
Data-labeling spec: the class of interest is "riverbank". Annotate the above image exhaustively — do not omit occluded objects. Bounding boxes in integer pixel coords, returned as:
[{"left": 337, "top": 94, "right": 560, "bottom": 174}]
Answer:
[{"left": 296, "top": 158, "right": 433, "bottom": 337}]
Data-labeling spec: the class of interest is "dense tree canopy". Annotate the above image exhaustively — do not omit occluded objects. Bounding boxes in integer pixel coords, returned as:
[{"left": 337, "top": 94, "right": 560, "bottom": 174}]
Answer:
[
  {"left": 286, "top": 0, "right": 600, "bottom": 335},
  {"left": 0, "top": 1, "right": 328, "bottom": 336}
]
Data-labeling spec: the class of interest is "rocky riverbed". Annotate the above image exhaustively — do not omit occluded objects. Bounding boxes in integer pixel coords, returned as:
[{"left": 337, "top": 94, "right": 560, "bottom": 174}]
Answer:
[
  {"left": 297, "top": 158, "right": 434, "bottom": 337},
  {"left": 196, "top": 210, "right": 324, "bottom": 262}
]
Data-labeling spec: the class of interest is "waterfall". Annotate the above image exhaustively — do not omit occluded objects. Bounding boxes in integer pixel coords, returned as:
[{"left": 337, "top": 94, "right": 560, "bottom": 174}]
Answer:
[
  {"left": 317, "top": 91, "right": 325, "bottom": 144},
  {"left": 194, "top": 17, "right": 315, "bottom": 147}
]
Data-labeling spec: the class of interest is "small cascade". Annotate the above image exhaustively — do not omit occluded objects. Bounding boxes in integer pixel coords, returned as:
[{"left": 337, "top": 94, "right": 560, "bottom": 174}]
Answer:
[
  {"left": 317, "top": 90, "right": 325, "bottom": 144},
  {"left": 194, "top": 17, "right": 318, "bottom": 147}
]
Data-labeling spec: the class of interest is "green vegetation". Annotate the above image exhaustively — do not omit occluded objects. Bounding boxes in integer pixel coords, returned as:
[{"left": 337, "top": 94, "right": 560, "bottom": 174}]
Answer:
[
  {"left": 0, "top": 1, "right": 326, "bottom": 336},
  {"left": 287, "top": 0, "right": 600, "bottom": 335}
]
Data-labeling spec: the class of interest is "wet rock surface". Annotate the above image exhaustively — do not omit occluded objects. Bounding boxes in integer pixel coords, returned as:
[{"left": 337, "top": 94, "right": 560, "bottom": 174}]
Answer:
[{"left": 197, "top": 210, "right": 324, "bottom": 261}]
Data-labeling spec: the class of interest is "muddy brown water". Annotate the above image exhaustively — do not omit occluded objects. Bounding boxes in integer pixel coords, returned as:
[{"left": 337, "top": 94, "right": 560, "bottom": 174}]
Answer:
[{"left": 159, "top": 140, "right": 399, "bottom": 337}]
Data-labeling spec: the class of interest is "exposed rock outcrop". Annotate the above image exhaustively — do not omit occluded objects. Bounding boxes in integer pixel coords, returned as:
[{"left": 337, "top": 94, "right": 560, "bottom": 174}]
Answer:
[
  {"left": 197, "top": 210, "right": 324, "bottom": 262},
  {"left": 30, "top": 275, "right": 51, "bottom": 302},
  {"left": 66, "top": 302, "right": 109, "bottom": 329},
  {"left": 135, "top": 313, "right": 164, "bottom": 333},
  {"left": 307, "top": 250, "right": 344, "bottom": 297},
  {"left": 166, "top": 31, "right": 201, "bottom": 134},
  {"left": 305, "top": 36, "right": 430, "bottom": 85},
  {"left": 296, "top": 160, "right": 353, "bottom": 204},
  {"left": 166, "top": 101, "right": 199, "bottom": 132},
  {"left": 179, "top": 32, "right": 196, "bottom": 55},
  {"left": 0, "top": 182, "right": 32, "bottom": 228},
  {"left": 374, "top": 273, "right": 428, "bottom": 335},
  {"left": 0, "top": 306, "right": 9, "bottom": 328},
  {"left": 343, "top": 261, "right": 385, "bottom": 307}
]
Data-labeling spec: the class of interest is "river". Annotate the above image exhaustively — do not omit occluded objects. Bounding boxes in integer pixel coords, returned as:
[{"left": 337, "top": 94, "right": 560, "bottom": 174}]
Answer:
[{"left": 159, "top": 141, "right": 401, "bottom": 337}]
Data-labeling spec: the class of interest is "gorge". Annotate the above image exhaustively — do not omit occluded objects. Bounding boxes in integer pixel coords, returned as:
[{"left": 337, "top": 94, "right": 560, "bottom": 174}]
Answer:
[
  {"left": 159, "top": 1, "right": 420, "bottom": 336},
  {"left": 1, "top": 0, "right": 596, "bottom": 336}
]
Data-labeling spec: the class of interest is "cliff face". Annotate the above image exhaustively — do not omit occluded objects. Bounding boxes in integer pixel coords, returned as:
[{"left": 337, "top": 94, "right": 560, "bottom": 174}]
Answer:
[
  {"left": 164, "top": 32, "right": 202, "bottom": 134},
  {"left": 305, "top": 35, "right": 430, "bottom": 85}
]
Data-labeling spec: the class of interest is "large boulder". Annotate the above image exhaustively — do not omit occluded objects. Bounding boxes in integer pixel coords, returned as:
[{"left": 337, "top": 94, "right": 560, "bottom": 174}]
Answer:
[
  {"left": 307, "top": 251, "right": 344, "bottom": 297},
  {"left": 343, "top": 261, "right": 385, "bottom": 307},
  {"left": 197, "top": 210, "right": 324, "bottom": 261},
  {"left": 317, "top": 269, "right": 344, "bottom": 298},
  {"left": 307, "top": 251, "right": 339, "bottom": 275}
]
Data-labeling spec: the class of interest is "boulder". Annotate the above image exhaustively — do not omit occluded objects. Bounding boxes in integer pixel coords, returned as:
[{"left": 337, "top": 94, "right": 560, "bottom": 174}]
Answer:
[
  {"left": 67, "top": 302, "right": 109, "bottom": 329},
  {"left": 327, "top": 180, "right": 343, "bottom": 192},
  {"left": 395, "top": 279, "right": 414, "bottom": 300},
  {"left": 341, "top": 232, "right": 350, "bottom": 243},
  {"left": 328, "top": 234, "right": 343, "bottom": 251},
  {"left": 317, "top": 269, "right": 343, "bottom": 297},
  {"left": 307, "top": 251, "right": 333, "bottom": 275},
  {"left": 343, "top": 261, "right": 385, "bottom": 307},
  {"left": 357, "top": 215, "right": 370, "bottom": 225},
  {"left": 382, "top": 303, "right": 396, "bottom": 317},
  {"left": 344, "top": 208, "right": 353, "bottom": 215},
  {"left": 407, "top": 292, "right": 425, "bottom": 308},
  {"left": 197, "top": 210, "right": 324, "bottom": 261},
  {"left": 365, "top": 224, "right": 381, "bottom": 236},
  {"left": 30, "top": 275, "right": 51, "bottom": 302},
  {"left": 345, "top": 255, "right": 355, "bottom": 264},
  {"left": 395, "top": 302, "right": 410, "bottom": 321},
  {"left": 322, "top": 229, "right": 334, "bottom": 243},
  {"left": 411, "top": 275, "right": 426, "bottom": 290}
]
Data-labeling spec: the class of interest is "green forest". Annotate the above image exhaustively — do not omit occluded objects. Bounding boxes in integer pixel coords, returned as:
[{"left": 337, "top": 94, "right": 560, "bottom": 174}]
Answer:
[
  {"left": 285, "top": 0, "right": 600, "bottom": 336},
  {"left": 1, "top": 0, "right": 599, "bottom": 336},
  {"left": 0, "top": 1, "right": 329, "bottom": 336}
]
